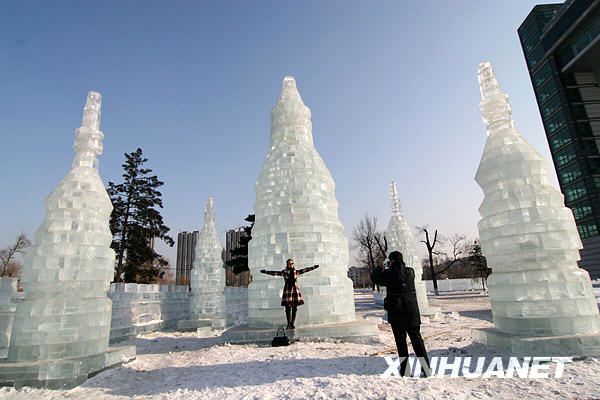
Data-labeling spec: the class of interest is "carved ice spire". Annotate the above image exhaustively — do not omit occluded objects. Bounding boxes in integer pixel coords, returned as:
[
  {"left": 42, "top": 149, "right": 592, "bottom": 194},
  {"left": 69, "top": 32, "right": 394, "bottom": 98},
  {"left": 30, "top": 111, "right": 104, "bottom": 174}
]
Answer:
[
  {"left": 189, "top": 196, "right": 225, "bottom": 324},
  {"left": 276, "top": 76, "right": 306, "bottom": 107},
  {"left": 385, "top": 181, "right": 440, "bottom": 317},
  {"left": 81, "top": 91, "right": 101, "bottom": 131},
  {"left": 202, "top": 197, "right": 218, "bottom": 237},
  {"left": 474, "top": 62, "right": 600, "bottom": 340},
  {"left": 390, "top": 181, "right": 402, "bottom": 218},
  {"left": 270, "top": 76, "right": 313, "bottom": 145},
  {"left": 248, "top": 76, "right": 355, "bottom": 329},
  {"left": 8, "top": 91, "right": 115, "bottom": 363},
  {"left": 73, "top": 91, "right": 104, "bottom": 169},
  {"left": 193, "top": 196, "right": 222, "bottom": 264},
  {"left": 478, "top": 62, "right": 515, "bottom": 135},
  {"left": 476, "top": 62, "right": 546, "bottom": 189}
]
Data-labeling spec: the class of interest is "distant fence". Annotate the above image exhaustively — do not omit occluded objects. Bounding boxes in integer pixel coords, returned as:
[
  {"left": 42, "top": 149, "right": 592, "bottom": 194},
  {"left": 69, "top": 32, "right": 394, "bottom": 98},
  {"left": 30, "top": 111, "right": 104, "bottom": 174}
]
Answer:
[
  {"left": 425, "top": 278, "right": 486, "bottom": 292},
  {"left": 373, "top": 278, "right": 486, "bottom": 306}
]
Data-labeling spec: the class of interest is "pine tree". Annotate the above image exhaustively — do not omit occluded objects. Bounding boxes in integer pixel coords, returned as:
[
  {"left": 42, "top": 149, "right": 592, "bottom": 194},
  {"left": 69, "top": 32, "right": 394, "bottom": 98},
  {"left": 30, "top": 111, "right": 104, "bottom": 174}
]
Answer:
[
  {"left": 226, "top": 214, "right": 254, "bottom": 274},
  {"left": 468, "top": 240, "right": 490, "bottom": 290},
  {"left": 108, "top": 148, "right": 174, "bottom": 283}
]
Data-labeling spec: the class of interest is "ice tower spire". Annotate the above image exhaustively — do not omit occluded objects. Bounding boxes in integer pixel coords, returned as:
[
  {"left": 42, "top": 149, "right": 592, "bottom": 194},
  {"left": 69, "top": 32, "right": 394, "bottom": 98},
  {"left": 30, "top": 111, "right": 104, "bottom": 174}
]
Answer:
[
  {"left": 246, "top": 76, "right": 357, "bottom": 329},
  {"left": 385, "top": 181, "right": 440, "bottom": 318},
  {"left": 183, "top": 196, "right": 226, "bottom": 329},
  {"left": 81, "top": 91, "right": 101, "bottom": 130},
  {"left": 473, "top": 62, "right": 600, "bottom": 356},
  {"left": 390, "top": 181, "right": 401, "bottom": 218},
  {"left": 478, "top": 61, "right": 514, "bottom": 135},
  {"left": 73, "top": 91, "right": 104, "bottom": 169},
  {"left": 2, "top": 92, "right": 135, "bottom": 388},
  {"left": 203, "top": 196, "right": 218, "bottom": 236},
  {"left": 270, "top": 76, "right": 313, "bottom": 145},
  {"left": 276, "top": 76, "right": 306, "bottom": 107}
]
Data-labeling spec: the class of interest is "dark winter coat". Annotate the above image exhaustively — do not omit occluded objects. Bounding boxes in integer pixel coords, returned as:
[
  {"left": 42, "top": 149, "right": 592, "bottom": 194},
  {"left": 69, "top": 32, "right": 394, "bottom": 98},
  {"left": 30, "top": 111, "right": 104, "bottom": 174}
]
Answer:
[
  {"left": 371, "top": 262, "right": 421, "bottom": 327},
  {"left": 263, "top": 265, "right": 319, "bottom": 307}
]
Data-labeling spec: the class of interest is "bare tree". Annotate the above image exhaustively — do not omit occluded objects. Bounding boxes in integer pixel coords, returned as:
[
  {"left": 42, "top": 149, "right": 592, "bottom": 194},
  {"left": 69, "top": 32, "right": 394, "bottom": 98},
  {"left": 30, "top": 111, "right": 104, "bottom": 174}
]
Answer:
[
  {"left": 352, "top": 214, "right": 387, "bottom": 290},
  {"left": 0, "top": 233, "right": 31, "bottom": 277},
  {"left": 417, "top": 225, "right": 442, "bottom": 295},
  {"left": 436, "top": 234, "right": 467, "bottom": 275},
  {"left": 373, "top": 233, "right": 388, "bottom": 264},
  {"left": 1, "top": 261, "right": 22, "bottom": 278}
]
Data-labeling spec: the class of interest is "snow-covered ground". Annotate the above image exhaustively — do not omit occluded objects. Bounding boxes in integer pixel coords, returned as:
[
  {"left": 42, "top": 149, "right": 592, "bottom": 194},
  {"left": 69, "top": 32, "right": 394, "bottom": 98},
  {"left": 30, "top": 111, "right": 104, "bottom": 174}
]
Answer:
[{"left": 1, "top": 291, "right": 599, "bottom": 400}]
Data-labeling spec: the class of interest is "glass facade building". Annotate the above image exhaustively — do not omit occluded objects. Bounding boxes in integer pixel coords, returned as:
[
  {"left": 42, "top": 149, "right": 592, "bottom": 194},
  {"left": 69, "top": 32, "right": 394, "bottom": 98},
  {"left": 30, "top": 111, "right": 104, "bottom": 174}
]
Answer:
[{"left": 519, "top": 0, "right": 600, "bottom": 278}]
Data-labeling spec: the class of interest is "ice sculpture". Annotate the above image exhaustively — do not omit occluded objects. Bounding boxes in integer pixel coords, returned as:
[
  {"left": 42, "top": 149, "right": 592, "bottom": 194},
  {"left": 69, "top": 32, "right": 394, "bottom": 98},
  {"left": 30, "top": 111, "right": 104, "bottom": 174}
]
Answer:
[
  {"left": 385, "top": 181, "right": 440, "bottom": 318},
  {"left": 0, "top": 278, "right": 17, "bottom": 358},
  {"left": 247, "top": 76, "right": 356, "bottom": 328},
  {"left": 473, "top": 62, "right": 600, "bottom": 355},
  {"left": 185, "top": 197, "right": 226, "bottom": 329},
  {"left": 1, "top": 92, "right": 134, "bottom": 388}
]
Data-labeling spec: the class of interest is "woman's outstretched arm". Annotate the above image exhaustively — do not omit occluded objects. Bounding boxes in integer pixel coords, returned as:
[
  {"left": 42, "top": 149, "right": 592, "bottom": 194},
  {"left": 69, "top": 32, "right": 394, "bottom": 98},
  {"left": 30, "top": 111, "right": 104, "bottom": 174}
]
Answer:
[
  {"left": 298, "top": 265, "right": 319, "bottom": 275},
  {"left": 260, "top": 269, "right": 283, "bottom": 276}
]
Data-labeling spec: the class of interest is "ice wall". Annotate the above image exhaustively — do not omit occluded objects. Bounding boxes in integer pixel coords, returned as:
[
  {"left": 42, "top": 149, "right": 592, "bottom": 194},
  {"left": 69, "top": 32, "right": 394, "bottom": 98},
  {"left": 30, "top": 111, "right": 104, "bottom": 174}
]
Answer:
[
  {"left": 475, "top": 62, "right": 600, "bottom": 336},
  {"left": 385, "top": 181, "right": 438, "bottom": 316},
  {"left": 8, "top": 92, "right": 116, "bottom": 361},
  {"left": 188, "top": 197, "right": 226, "bottom": 324},
  {"left": 248, "top": 76, "right": 355, "bottom": 328}
]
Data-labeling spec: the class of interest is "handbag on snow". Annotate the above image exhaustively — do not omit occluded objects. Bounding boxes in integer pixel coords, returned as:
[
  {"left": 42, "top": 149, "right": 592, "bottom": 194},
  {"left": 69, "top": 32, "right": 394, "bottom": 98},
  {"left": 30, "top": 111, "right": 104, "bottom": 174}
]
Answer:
[{"left": 271, "top": 326, "right": 290, "bottom": 347}]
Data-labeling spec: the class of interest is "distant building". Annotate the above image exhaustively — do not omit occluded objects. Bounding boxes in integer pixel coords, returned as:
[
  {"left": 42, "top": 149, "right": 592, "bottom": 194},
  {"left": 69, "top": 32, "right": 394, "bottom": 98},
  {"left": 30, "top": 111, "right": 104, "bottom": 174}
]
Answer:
[
  {"left": 176, "top": 231, "right": 199, "bottom": 286},
  {"left": 519, "top": 0, "right": 600, "bottom": 278},
  {"left": 225, "top": 227, "right": 251, "bottom": 287},
  {"left": 347, "top": 266, "right": 371, "bottom": 288}
]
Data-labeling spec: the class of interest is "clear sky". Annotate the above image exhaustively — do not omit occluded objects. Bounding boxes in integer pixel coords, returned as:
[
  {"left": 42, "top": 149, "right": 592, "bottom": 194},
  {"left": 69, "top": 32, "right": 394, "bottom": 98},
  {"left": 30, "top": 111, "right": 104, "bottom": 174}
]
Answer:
[{"left": 0, "top": 0, "right": 559, "bottom": 265}]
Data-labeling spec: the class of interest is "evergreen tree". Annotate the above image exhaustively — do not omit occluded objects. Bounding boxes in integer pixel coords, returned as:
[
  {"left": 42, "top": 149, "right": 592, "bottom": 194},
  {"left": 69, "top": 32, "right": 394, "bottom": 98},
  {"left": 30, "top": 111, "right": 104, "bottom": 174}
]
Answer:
[
  {"left": 108, "top": 148, "right": 174, "bottom": 283},
  {"left": 468, "top": 240, "right": 490, "bottom": 290},
  {"left": 226, "top": 214, "right": 254, "bottom": 274}
]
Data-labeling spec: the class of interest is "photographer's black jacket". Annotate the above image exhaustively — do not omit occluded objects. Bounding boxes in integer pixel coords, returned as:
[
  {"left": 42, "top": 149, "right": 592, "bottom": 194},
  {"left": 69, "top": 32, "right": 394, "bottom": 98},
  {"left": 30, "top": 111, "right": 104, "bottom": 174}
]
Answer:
[{"left": 371, "top": 263, "right": 421, "bottom": 328}]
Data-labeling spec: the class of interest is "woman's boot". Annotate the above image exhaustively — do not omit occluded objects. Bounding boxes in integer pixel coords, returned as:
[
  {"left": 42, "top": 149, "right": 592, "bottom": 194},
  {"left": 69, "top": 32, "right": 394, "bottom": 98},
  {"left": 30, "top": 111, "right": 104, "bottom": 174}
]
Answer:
[
  {"left": 290, "top": 306, "right": 297, "bottom": 329},
  {"left": 285, "top": 306, "right": 291, "bottom": 329}
]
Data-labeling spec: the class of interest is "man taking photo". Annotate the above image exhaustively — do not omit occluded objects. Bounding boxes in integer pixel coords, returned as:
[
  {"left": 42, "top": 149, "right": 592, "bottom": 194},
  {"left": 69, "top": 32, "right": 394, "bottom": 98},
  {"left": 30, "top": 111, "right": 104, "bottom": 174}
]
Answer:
[{"left": 372, "top": 251, "right": 431, "bottom": 377}]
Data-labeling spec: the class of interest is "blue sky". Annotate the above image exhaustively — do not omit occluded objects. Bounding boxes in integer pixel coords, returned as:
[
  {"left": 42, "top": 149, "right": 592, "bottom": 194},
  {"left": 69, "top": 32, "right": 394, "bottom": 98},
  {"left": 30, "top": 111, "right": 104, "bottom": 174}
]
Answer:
[{"left": 0, "top": 0, "right": 557, "bottom": 265}]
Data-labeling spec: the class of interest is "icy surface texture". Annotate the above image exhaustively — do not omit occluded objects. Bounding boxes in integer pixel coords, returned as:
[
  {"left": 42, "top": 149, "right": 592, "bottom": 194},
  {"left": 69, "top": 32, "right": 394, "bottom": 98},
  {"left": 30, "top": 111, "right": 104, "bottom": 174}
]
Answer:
[
  {"left": 189, "top": 197, "right": 226, "bottom": 322},
  {"left": 385, "top": 181, "right": 438, "bottom": 315},
  {"left": 475, "top": 62, "right": 600, "bottom": 336},
  {"left": 0, "top": 278, "right": 17, "bottom": 358},
  {"left": 8, "top": 92, "right": 115, "bottom": 361},
  {"left": 248, "top": 76, "right": 355, "bottom": 328}
]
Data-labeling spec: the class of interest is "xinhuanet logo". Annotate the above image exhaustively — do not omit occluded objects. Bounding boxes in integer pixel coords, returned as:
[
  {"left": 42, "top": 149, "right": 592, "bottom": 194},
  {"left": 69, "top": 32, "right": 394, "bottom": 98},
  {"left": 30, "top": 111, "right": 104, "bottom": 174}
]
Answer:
[{"left": 381, "top": 356, "right": 573, "bottom": 378}]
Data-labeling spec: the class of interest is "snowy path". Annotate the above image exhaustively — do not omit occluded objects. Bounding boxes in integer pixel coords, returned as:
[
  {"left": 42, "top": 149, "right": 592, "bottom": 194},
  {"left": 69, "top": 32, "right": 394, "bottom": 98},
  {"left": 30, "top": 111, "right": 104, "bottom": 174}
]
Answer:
[{"left": 1, "top": 291, "right": 599, "bottom": 399}]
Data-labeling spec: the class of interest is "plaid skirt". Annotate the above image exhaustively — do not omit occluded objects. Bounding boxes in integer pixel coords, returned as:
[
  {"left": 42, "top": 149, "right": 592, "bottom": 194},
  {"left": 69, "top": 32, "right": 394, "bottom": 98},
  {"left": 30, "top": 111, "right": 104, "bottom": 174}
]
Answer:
[
  {"left": 263, "top": 266, "right": 319, "bottom": 307},
  {"left": 281, "top": 276, "right": 305, "bottom": 307}
]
